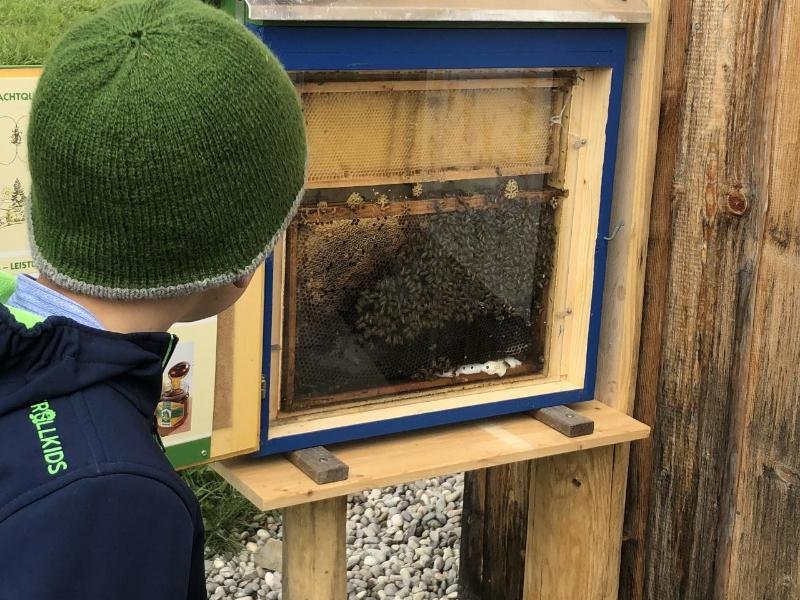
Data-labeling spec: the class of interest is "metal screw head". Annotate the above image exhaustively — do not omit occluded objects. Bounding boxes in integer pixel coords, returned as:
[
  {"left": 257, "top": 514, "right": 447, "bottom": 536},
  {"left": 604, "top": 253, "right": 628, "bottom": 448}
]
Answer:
[{"left": 200, "top": 449, "right": 208, "bottom": 457}]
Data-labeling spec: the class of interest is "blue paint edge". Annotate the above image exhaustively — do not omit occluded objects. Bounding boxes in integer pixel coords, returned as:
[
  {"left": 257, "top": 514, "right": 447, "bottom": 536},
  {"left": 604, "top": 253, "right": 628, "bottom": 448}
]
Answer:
[{"left": 255, "top": 26, "right": 627, "bottom": 456}]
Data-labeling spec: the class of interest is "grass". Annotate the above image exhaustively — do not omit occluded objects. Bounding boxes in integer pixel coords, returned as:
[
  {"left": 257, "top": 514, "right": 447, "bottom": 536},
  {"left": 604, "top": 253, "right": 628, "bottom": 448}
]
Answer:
[
  {"left": 0, "top": 0, "right": 224, "bottom": 66},
  {"left": 180, "top": 465, "right": 266, "bottom": 557},
  {"left": 0, "top": 0, "right": 106, "bottom": 66}
]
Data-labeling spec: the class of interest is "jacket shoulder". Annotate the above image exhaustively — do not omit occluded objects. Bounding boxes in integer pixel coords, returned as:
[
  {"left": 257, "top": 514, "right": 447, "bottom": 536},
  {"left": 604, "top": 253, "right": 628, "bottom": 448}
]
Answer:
[{"left": 0, "top": 384, "right": 192, "bottom": 521}]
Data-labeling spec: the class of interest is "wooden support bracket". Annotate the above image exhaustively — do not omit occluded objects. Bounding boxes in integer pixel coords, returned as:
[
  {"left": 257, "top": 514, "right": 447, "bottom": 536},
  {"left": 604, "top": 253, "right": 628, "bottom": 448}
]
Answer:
[
  {"left": 531, "top": 405, "right": 594, "bottom": 437},
  {"left": 286, "top": 446, "right": 350, "bottom": 484},
  {"left": 283, "top": 496, "right": 347, "bottom": 600}
]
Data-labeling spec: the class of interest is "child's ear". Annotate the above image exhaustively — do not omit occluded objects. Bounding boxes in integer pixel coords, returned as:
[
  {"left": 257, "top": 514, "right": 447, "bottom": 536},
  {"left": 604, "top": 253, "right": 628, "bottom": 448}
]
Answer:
[{"left": 233, "top": 272, "right": 255, "bottom": 289}]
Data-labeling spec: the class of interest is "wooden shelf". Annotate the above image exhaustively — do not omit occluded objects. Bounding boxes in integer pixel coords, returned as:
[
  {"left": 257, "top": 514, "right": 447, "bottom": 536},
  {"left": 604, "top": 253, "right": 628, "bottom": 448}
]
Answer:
[{"left": 213, "top": 400, "right": 649, "bottom": 510}]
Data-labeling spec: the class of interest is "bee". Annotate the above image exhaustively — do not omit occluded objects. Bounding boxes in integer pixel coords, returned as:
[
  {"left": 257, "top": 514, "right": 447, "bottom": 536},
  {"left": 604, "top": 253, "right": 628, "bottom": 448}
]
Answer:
[
  {"left": 504, "top": 179, "right": 520, "bottom": 200},
  {"left": 346, "top": 193, "right": 365, "bottom": 209}
]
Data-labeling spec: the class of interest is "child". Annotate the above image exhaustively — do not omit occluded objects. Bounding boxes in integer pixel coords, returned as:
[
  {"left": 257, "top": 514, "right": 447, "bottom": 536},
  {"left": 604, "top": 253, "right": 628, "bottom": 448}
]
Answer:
[{"left": 0, "top": 0, "right": 306, "bottom": 598}]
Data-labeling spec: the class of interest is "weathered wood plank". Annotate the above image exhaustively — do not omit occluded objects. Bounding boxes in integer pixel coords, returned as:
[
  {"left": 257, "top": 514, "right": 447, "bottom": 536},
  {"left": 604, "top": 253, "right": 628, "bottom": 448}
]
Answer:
[
  {"left": 720, "top": 1, "right": 800, "bottom": 596},
  {"left": 618, "top": 0, "right": 693, "bottom": 597},
  {"left": 532, "top": 405, "right": 594, "bottom": 437},
  {"left": 643, "top": 0, "right": 774, "bottom": 592},
  {"left": 459, "top": 462, "right": 532, "bottom": 600},
  {"left": 286, "top": 446, "right": 349, "bottom": 484},
  {"left": 459, "top": 468, "right": 487, "bottom": 600},
  {"left": 483, "top": 462, "right": 532, "bottom": 599},
  {"left": 724, "top": 269, "right": 800, "bottom": 598},
  {"left": 282, "top": 496, "right": 347, "bottom": 600},
  {"left": 622, "top": 0, "right": 799, "bottom": 598}
]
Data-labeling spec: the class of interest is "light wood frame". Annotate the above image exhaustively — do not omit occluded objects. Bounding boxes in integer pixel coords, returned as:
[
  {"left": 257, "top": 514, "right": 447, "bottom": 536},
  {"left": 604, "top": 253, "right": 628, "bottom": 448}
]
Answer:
[
  {"left": 208, "top": 265, "right": 265, "bottom": 460},
  {"left": 265, "top": 67, "right": 613, "bottom": 441}
]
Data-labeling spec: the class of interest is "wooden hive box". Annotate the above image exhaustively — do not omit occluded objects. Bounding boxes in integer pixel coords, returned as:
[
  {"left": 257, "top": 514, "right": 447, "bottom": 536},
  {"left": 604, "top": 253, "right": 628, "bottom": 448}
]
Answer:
[{"left": 233, "top": 23, "right": 629, "bottom": 455}]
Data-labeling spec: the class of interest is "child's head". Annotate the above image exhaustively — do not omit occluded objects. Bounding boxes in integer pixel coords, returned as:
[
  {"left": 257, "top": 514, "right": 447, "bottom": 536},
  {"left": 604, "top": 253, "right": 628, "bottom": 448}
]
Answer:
[{"left": 26, "top": 0, "right": 306, "bottom": 322}]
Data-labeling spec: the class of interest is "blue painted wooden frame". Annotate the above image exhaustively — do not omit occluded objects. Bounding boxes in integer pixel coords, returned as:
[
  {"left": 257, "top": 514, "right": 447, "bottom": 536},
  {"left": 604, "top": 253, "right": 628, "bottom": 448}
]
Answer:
[{"left": 253, "top": 26, "right": 627, "bottom": 455}]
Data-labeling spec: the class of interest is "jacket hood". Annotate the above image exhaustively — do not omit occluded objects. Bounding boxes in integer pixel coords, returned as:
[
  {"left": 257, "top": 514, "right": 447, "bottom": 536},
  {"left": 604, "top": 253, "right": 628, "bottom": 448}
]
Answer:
[{"left": 0, "top": 272, "right": 175, "bottom": 419}]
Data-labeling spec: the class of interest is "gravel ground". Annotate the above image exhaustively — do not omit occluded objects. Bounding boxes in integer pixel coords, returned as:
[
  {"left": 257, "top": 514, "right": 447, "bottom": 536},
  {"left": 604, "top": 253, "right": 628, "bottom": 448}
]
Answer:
[{"left": 205, "top": 473, "right": 464, "bottom": 600}]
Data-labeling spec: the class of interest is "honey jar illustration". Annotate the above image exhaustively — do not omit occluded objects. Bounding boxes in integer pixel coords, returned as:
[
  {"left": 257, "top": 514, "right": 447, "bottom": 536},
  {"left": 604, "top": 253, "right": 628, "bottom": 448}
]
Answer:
[{"left": 156, "top": 361, "right": 191, "bottom": 436}]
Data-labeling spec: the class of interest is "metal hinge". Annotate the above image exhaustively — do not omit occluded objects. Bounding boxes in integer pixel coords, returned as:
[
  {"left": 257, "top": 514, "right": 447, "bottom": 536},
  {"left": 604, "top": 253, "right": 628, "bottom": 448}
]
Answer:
[{"left": 261, "top": 375, "right": 267, "bottom": 401}]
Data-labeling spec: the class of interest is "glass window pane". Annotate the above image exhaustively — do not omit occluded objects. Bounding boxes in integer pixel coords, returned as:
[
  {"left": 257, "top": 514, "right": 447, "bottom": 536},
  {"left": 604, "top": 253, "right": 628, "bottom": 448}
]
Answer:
[{"left": 280, "top": 69, "right": 574, "bottom": 412}]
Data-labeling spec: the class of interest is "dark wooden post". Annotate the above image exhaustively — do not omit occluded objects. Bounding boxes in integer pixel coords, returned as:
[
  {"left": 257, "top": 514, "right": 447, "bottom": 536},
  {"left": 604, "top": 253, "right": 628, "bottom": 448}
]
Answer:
[
  {"left": 621, "top": 0, "right": 800, "bottom": 598},
  {"left": 461, "top": 463, "right": 532, "bottom": 600}
]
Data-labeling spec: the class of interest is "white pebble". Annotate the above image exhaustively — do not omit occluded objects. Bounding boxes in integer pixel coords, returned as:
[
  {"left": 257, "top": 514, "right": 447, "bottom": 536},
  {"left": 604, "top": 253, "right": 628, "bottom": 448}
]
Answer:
[{"left": 389, "top": 514, "right": 405, "bottom": 528}]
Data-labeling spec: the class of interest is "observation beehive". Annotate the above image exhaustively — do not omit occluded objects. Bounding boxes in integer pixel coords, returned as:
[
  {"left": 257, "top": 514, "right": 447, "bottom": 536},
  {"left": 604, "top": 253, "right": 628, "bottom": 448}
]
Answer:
[
  {"left": 280, "top": 70, "right": 570, "bottom": 412},
  {"left": 244, "top": 24, "right": 627, "bottom": 454}
]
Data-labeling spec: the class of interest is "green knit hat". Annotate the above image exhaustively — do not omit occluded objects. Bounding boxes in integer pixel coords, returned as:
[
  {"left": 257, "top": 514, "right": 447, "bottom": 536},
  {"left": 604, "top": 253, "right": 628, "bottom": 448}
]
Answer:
[{"left": 27, "top": 0, "right": 306, "bottom": 299}]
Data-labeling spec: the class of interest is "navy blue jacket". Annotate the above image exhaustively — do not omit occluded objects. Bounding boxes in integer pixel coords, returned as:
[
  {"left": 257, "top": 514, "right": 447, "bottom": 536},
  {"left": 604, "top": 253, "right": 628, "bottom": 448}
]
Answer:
[{"left": 0, "top": 301, "right": 207, "bottom": 599}]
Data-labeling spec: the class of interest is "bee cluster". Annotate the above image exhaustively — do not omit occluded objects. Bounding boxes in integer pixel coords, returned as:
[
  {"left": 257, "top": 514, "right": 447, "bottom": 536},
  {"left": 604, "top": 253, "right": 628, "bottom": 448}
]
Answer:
[
  {"left": 354, "top": 197, "right": 555, "bottom": 375},
  {"left": 287, "top": 189, "right": 558, "bottom": 407}
]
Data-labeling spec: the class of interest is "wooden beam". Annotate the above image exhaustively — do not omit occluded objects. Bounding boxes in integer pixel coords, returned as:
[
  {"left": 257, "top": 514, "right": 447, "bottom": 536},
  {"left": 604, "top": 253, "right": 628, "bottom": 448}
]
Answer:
[
  {"left": 296, "top": 188, "right": 562, "bottom": 223},
  {"left": 245, "top": 0, "right": 653, "bottom": 24},
  {"left": 286, "top": 446, "right": 349, "bottom": 485},
  {"left": 304, "top": 166, "right": 555, "bottom": 190},
  {"left": 532, "top": 405, "right": 595, "bottom": 437},
  {"left": 282, "top": 496, "right": 347, "bottom": 600},
  {"left": 296, "top": 76, "right": 572, "bottom": 94},
  {"left": 523, "top": 446, "right": 617, "bottom": 598},
  {"left": 280, "top": 225, "right": 299, "bottom": 410},
  {"left": 594, "top": 3, "right": 670, "bottom": 417}
]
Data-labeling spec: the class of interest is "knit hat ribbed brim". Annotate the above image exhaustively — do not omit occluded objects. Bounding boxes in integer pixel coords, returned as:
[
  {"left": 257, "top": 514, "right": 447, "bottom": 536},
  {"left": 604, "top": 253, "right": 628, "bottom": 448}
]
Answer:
[{"left": 27, "top": 0, "right": 307, "bottom": 299}]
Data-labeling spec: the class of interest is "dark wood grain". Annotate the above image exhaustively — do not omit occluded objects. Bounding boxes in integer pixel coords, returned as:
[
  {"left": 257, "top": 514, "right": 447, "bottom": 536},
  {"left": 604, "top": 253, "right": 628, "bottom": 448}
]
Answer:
[
  {"left": 622, "top": 0, "right": 800, "bottom": 598},
  {"left": 461, "top": 463, "right": 532, "bottom": 600},
  {"left": 718, "top": 2, "right": 800, "bottom": 596},
  {"left": 459, "top": 468, "right": 486, "bottom": 600},
  {"left": 618, "top": 0, "right": 692, "bottom": 597}
]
